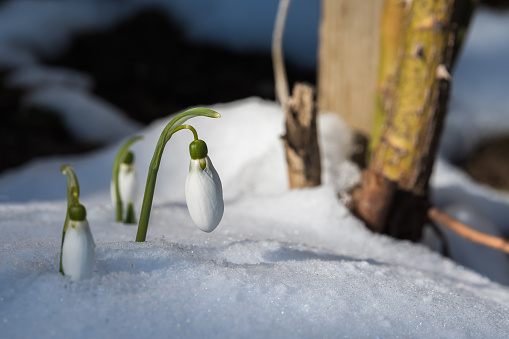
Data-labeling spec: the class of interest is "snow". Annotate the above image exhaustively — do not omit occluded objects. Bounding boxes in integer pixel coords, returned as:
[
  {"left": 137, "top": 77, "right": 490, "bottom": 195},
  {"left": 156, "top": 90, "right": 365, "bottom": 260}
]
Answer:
[
  {"left": 24, "top": 87, "right": 141, "bottom": 144},
  {"left": 0, "top": 0, "right": 127, "bottom": 67},
  {"left": 2, "top": 96, "right": 509, "bottom": 337},
  {"left": 6, "top": 65, "right": 93, "bottom": 91},
  {"left": 1, "top": 2, "right": 509, "bottom": 338},
  {"left": 430, "top": 8, "right": 509, "bottom": 286}
]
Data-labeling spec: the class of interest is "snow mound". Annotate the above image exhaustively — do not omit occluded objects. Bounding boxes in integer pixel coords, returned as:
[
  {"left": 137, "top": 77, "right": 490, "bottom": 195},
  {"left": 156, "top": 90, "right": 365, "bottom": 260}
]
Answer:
[
  {"left": 1, "top": 3, "right": 509, "bottom": 338},
  {"left": 1, "top": 98, "right": 509, "bottom": 338}
]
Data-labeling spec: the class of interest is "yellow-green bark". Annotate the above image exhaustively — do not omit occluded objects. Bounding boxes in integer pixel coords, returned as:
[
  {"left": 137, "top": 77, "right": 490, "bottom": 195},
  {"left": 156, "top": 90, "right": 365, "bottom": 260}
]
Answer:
[
  {"left": 370, "top": 0, "right": 406, "bottom": 157},
  {"left": 352, "top": 0, "right": 460, "bottom": 240},
  {"left": 370, "top": 0, "right": 455, "bottom": 194}
]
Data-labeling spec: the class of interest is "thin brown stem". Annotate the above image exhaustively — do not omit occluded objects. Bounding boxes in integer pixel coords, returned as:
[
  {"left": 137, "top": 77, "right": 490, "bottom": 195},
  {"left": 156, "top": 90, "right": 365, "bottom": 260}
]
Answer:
[
  {"left": 428, "top": 206, "right": 509, "bottom": 254},
  {"left": 272, "top": 0, "right": 291, "bottom": 105}
]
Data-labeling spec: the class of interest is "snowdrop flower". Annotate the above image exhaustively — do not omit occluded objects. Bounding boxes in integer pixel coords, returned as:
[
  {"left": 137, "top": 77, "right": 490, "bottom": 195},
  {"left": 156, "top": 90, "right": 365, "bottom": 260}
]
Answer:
[
  {"left": 111, "top": 151, "right": 139, "bottom": 223},
  {"left": 135, "top": 107, "right": 221, "bottom": 242},
  {"left": 185, "top": 140, "right": 224, "bottom": 232},
  {"left": 112, "top": 136, "right": 143, "bottom": 223},
  {"left": 62, "top": 203, "right": 95, "bottom": 281}
]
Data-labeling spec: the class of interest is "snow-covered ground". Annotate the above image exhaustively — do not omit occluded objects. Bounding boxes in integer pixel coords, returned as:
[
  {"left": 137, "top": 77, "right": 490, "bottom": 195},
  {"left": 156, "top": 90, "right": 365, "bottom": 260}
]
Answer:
[{"left": 1, "top": 2, "right": 509, "bottom": 338}]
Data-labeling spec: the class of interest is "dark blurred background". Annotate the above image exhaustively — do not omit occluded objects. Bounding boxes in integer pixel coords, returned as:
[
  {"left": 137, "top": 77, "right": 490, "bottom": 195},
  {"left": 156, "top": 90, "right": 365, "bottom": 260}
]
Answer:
[
  {"left": 0, "top": 4, "right": 315, "bottom": 174},
  {"left": 0, "top": 0, "right": 508, "bottom": 182}
]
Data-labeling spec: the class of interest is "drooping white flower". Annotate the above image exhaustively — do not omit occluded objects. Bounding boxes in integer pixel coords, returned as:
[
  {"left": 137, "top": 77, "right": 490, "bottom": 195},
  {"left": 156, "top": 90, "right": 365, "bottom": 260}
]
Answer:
[
  {"left": 185, "top": 140, "right": 224, "bottom": 232},
  {"left": 111, "top": 152, "right": 139, "bottom": 222},
  {"left": 62, "top": 204, "right": 95, "bottom": 281}
]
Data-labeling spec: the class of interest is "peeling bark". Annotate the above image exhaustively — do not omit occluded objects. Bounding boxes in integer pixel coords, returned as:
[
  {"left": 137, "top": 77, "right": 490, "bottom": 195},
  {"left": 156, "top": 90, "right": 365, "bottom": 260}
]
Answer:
[
  {"left": 282, "top": 83, "right": 321, "bottom": 188},
  {"left": 352, "top": 0, "right": 463, "bottom": 240}
]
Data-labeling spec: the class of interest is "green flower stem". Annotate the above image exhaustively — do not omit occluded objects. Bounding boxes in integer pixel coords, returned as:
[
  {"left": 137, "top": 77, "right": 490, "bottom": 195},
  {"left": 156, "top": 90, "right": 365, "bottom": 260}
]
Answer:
[
  {"left": 136, "top": 168, "right": 158, "bottom": 242},
  {"left": 171, "top": 125, "right": 199, "bottom": 142},
  {"left": 125, "top": 201, "right": 136, "bottom": 224},
  {"left": 112, "top": 136, "right": 143, "bottom": 222},
  {"left": 60, "top": 165, "right": 80, "bottom": 274},
  {"left": 135, "top": 108, "right": 220, "bottom": 242}
]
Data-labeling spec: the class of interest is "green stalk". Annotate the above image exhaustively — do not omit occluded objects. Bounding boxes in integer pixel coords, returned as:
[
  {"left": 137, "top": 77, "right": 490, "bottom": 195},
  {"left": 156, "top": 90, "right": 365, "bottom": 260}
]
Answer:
[
  {"left": 125, "top": 201, "right": 136, "bottom": 224},
  {"left": 60, "top": 165, "right": 80, "bottom": 274},
  {"left": 112, "top": 136, "right": 143, "bottom": 222},
  {"left": 135, "top": 108, "right": 220, "bottom": 242},
  {"left": 136, "top": 168, "right": 158, "bottom": 242}
]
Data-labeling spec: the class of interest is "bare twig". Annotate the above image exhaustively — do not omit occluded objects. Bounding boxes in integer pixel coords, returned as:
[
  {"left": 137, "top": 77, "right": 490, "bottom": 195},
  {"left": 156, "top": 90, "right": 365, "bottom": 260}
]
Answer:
[
  {"left": 272, "top": 0, "right": 291, "bottom": 105},
  {"left": 282, "top": 82, "right": 321, "bottom": 188},
  {"left": 428, "top": 206, "right": 509, "bottom": 254}
]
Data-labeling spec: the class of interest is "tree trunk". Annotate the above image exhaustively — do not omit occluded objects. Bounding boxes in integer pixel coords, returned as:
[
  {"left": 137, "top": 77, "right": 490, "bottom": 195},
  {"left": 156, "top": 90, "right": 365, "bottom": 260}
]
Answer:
[
  {"left": 283, "top": 83, "right": 321, "bottom": 188},
  {"left": 369, "top": 0, "right": 407, "bottom": 157},
  {"left": 352, "top": 0, "right": 462, "bottom": 241}
]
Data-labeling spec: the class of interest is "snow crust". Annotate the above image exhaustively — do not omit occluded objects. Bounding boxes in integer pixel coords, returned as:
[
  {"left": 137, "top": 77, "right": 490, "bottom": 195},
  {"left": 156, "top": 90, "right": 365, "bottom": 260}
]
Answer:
[
  {"left": 429, "top": 7, "right": 509, "bottom": 286},
  {"left": 1, "top": 3, "right": 509, "bottom": 338},
  {"left": 2, "top": 98, "right": 509, "bottom": 338}
]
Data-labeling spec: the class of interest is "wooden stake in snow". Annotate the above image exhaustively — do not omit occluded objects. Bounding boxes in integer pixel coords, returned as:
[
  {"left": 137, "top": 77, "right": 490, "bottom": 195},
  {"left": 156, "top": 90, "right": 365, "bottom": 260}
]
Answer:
[
  {"left": 272, "top": 0, "right": 321, "bottom": 189},
  {"left": 318, "top": 0, "right": 383, "bottom": 135},
  {"left": 282, "top": 83, "right": 321, "bottom": 188}
]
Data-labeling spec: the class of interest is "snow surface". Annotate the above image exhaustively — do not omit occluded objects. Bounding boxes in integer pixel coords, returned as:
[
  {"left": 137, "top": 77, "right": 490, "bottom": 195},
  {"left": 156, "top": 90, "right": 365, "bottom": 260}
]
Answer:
[
  {"left": 429, "top": 7, "right": 509, "bottom": 286},
  {"left": 2, "top": 97, "right": 509, "bottom": 338},
  {"left": 1, "top": 2, "right": 509, "bottom": 338}
]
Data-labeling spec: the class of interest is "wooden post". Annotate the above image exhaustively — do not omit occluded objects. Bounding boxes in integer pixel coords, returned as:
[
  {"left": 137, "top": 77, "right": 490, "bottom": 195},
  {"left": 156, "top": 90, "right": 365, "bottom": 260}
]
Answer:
[
  {"left": 318, "top": 0, "right": 383, "bottom": 135},
  {"left": 282, "top": 83, "right": 321, "bottom": 188}
]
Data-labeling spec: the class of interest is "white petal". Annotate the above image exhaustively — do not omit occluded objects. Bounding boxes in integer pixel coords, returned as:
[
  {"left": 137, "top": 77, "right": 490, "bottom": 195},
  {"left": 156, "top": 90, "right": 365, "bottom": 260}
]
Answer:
[
  {"left": 111, "top": 163, "right": 139, "bottom": 218},
  {"left": 62, "top": 219, "right": 95, "bottom": 281},
  {"left": 119, "top": 164, "right": 138, "bottom": 204},
  {"left": 185, "top": 156, "right": 224, "bottom": 232}
]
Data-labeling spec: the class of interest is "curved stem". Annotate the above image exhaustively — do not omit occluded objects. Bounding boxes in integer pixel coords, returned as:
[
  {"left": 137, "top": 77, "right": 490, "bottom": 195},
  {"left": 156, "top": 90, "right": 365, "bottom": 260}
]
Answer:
[
  {"left": 135, "top": 108, "right": 220, "bottom": 242},
  {"left": 112, "top": 136, "right": 143, "bottom": 222},
  {"left": 60, "top": 166, "right": 80, "bottom": 274},
  {"left": 168, "top": 125, "right": 199, "bottom": 144},
  {"left": 62, "top": 165, "right": 80, "bottom": 204},
  {"left": 151, "top": 108, "right": 220, "bottom": 171}
]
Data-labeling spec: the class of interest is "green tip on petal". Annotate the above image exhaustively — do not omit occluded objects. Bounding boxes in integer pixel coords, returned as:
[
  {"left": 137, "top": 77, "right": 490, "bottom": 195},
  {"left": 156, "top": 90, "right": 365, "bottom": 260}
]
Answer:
[
  {"left": 69, "top": 203, "right": 87, "bottom": 221},
  {"left": 189, "top": 140, "right": 208, "bottom": 160},
  {"left": 199, "top": 158, "right": 207, "bottom": 170}
]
